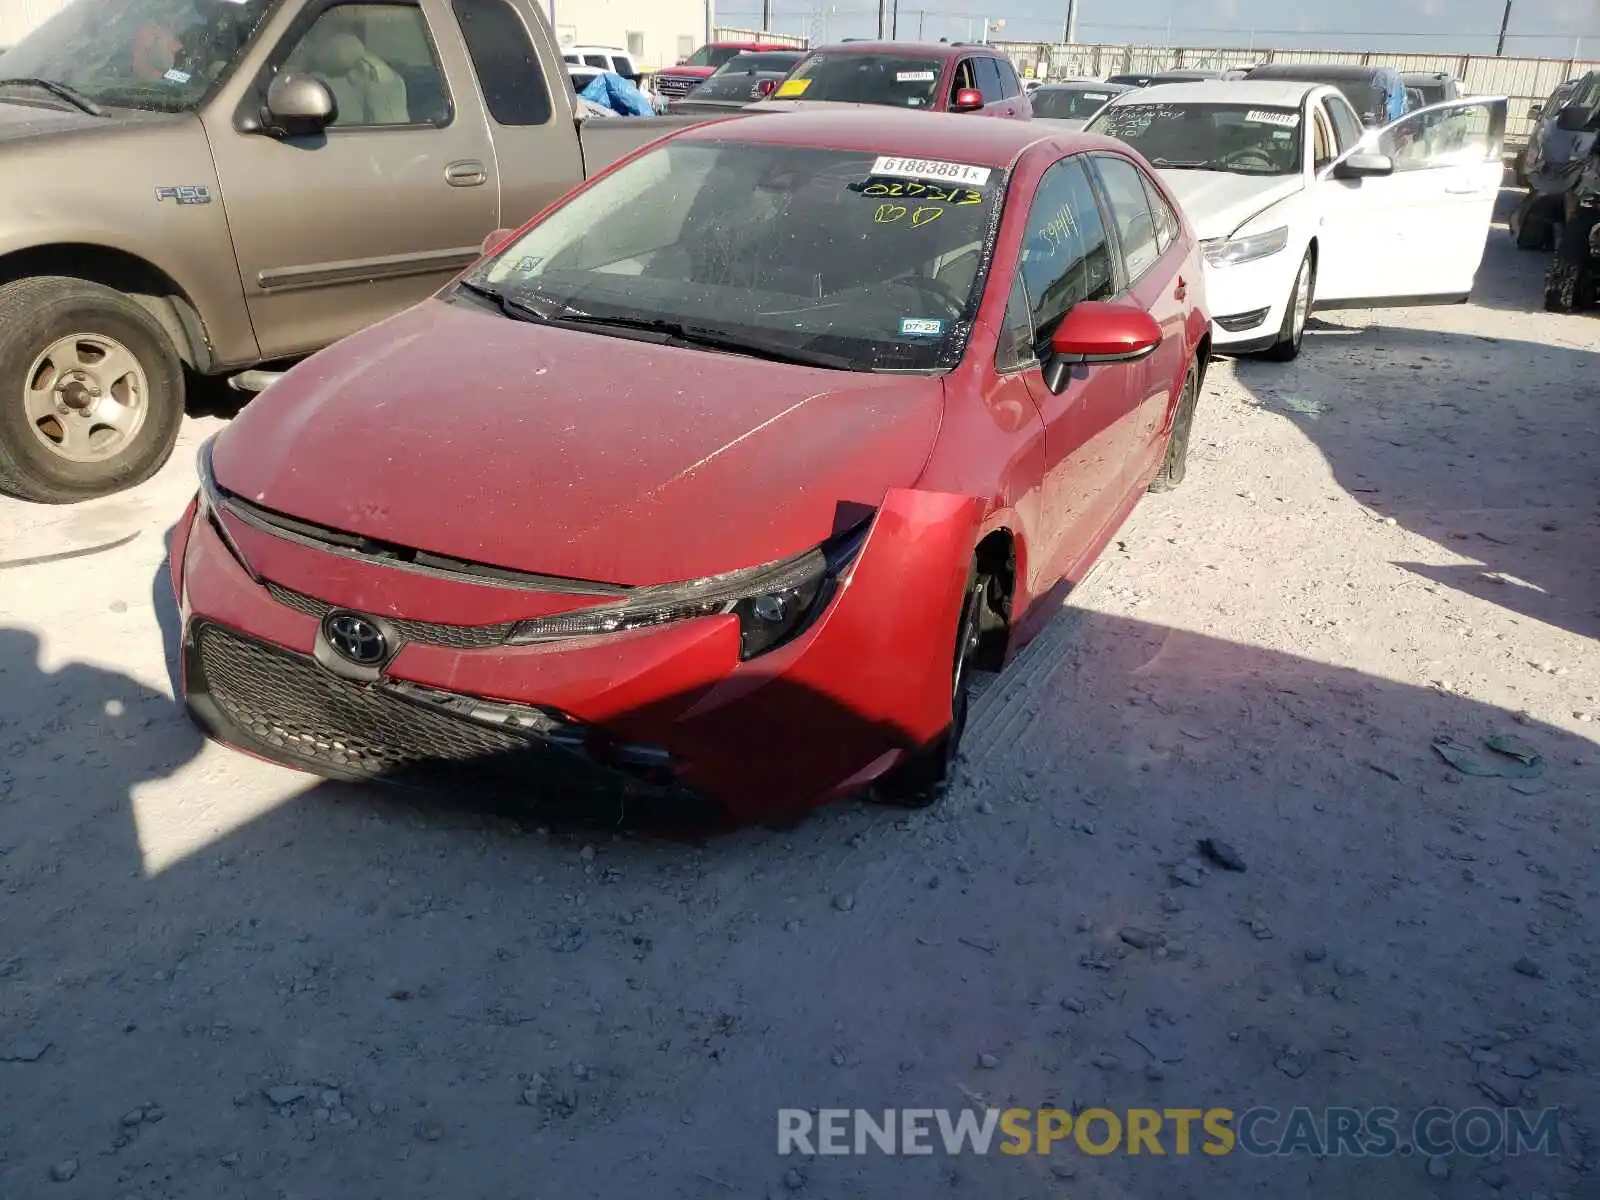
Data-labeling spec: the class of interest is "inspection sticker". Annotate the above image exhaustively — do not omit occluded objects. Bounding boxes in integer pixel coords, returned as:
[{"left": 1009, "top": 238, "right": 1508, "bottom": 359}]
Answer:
[
  {"left": 1245, "top": 108, "right": 1300, "bottom": 126},
  {"left": 871, "top": 156, "right": 991, "bottom": 187},
  {"left": 896, "top": 70, "right": 936, "bottom": 82},
  {"left": 1083, "top": 92, "right": 1109, "bottom": 101},
  {"left": 899, "top": 317, "right": 945, "bottom": 337},
  {"left": 775, "top": 78, "right": 811, "bottom": 98},
  {"left": 163, "top": 68, "right": 191, "bottom": 83}
]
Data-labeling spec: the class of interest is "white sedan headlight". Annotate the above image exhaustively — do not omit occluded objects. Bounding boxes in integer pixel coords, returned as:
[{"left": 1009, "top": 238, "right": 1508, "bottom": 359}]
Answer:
[{"left": 1201, "top": 226, "right": 1290, "bottom": 268}]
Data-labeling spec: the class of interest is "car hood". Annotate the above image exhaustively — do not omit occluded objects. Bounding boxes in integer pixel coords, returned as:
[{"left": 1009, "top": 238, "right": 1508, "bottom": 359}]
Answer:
[
  {"left": 1154, "top": 170, "right": 1304, "bottom": 240},
  {"left": 1029, "top": 116, "right": 1089, "bottom": 132},
  {"left": 211, "top": 299, "right": 944, "bottom": 588},
  {"left": 0, "top": 96, "right": 108, "bottom": 143}
]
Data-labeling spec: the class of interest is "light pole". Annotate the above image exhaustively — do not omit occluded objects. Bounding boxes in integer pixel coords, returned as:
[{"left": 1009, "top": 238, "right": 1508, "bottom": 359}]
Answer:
[
  {"left": 1062, "top": 0, "right": 1078, "bottom": 43},
  {"left": 761, "top": 0, "right": 771, "bottom": 31},
  {"left": 1494, "top": 0, "right": 1512, "bottom": 55}
]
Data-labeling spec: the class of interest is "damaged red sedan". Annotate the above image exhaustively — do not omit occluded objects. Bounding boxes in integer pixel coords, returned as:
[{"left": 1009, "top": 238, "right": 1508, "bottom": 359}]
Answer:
[{"left": 170, "top": 109, "right": 1210, "bottom": 822}]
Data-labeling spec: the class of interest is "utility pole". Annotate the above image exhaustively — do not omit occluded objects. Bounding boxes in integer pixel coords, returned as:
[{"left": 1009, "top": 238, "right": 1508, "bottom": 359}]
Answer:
[
  {"left": 918, "top": 10, "right": 925, "bottom": 38},
  {"left": 891, "top": 0, "right": 899, "bottom": 38},
  {"left": 878, "top": 0, "right": 886, "bottom": 38},
  {"left": 1062, "top": 0, "right": 1078, "bottom": 44},
  {"left": 761, "top": 0, "right": 771, "bottom": 31},
  {"left": 1494, "top": 0, "right": 1511, "bottom": 55}
]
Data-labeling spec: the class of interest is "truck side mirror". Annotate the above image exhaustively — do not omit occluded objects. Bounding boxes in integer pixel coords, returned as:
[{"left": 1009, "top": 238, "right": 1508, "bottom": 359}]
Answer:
[
  {"left": 261, "top": 73, "right": 337, "bottom": 137},
  {"left": 1527, "top": 103, "right": 1542, "bottom": 120}
]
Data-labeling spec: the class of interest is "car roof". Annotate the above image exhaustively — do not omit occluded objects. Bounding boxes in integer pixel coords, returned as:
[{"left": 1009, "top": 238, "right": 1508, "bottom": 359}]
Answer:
[
  {"left": 1106, "top": 79, "right": 1317, "bottom": 106},
  {"left": 675, "top": 107, "right": 1095, "bottom": 168},
  {"left": 808, "top": 40, "right": 1004, "bottom": 59},
  {"left": 1037, "top": 80, "right": 1129, "bottom": 91},
  {"left": 566, "top": 45, "right": 630, "bottom": 56},
  {"left": 1250, "top": 62, "right": 1398, "bottom": 80}
]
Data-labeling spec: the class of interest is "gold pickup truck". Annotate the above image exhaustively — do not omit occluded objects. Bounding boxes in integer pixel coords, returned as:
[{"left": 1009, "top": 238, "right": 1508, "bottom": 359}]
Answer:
[{"left": 0, "top": 0, "right": 704, "bottom": 503}]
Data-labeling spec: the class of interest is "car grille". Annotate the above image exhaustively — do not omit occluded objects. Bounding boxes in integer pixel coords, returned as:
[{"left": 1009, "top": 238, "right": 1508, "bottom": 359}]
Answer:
[
  {"left": 194, "top": 623, "right": 536, "bottom": 776},
  {"left": 265, "top": 582, "right": 514, "bottom": 649},
  {"left": 654, "top": 73, "right": 699, "bottom": 97}
]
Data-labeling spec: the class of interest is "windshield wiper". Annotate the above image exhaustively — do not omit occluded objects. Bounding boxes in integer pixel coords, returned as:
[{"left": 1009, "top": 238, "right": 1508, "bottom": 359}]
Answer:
[
  {"left": 0, "top": 78, "right": 103, "bottom": 116},
  {"left": 551, "top": 313, "right": 859, "bottom": 371}
]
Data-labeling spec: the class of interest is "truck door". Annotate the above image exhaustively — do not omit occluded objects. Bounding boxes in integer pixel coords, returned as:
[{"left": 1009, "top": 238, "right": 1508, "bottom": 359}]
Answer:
[
  {"left": 449, "top": 0, "right": 585, "bottom": 228},
  {"left": 204, "top": 0, "right": 500, "bottom": 360}
]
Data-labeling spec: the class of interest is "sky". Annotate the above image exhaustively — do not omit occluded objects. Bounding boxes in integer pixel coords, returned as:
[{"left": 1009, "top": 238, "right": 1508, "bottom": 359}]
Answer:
[{"left": 710, "top": 0, "right": 1598, "bottom": 57}]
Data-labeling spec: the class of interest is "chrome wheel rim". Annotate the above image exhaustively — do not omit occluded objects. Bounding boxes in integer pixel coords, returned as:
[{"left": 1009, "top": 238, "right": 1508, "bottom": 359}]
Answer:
[
  {"left": 23, "top": 333, "right": 149, "bottom": 464},
  {"left": 1290, "top": 263, "right": 1312, "bottom": 344}
]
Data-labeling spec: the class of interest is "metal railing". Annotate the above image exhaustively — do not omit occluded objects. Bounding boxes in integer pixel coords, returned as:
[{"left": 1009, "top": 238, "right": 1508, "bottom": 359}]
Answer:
[{"left": 712, "top": 25, "right": 810, "bottom": 49}]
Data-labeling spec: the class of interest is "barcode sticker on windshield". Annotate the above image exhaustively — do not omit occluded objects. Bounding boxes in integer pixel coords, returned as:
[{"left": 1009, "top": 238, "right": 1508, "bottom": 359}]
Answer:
[
  {"left": 1245, "top": 109, "right": 1301, "bottom": 127},
  {"left": 871, "top": 156, "right": 992, "bottom": 187},
  {"left": 896, "top": 70, "right": 937, "bottom": 82},
  {"left": 1083, "top": 92, "right": 1109, "bottom": 101}
]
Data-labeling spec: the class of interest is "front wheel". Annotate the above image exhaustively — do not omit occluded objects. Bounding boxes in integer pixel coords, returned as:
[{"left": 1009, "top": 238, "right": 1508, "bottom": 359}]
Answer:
[
  {"left": 0, "top": 276, "right": 185, "bottom": 504},
  {"left": 1148, "top": 359, "right": 1200, "bottom": 493},
  {"left": 1260, "top": 251, "right": 1314, "bottom": 362},
  {"left": 876, "top": 568, "right": 987, "bottom": 809}
]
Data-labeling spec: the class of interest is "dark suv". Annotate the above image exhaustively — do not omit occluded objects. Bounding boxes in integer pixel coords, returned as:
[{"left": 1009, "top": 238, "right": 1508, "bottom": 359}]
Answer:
[{"left": 754, "top": 41, "right": 1031, "bottom": 118}]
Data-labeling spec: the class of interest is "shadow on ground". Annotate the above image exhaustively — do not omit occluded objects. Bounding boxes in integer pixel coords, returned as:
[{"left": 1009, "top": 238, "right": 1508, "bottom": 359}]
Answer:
[{"left": 1, "top": 591, "right": 1594, "bottom": 1197}]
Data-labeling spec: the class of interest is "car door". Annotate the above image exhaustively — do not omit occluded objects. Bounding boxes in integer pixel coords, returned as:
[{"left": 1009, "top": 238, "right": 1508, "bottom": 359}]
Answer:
[
  {"left": 1314, "top": 97, "right": 1508, "bottom": 304},
  {"left": 1088, "top": 152, "right": 1186, "bottom": 487},
  {"left": 205, "top": 0, "right": 500, "bottom": 361},
  {"left": 1014, "top": 156, "right": 1149, "bottom": 585}
]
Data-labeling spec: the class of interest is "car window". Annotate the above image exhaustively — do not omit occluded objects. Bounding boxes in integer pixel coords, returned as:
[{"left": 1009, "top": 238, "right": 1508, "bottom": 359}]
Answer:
[
  {"left": 1312, "top": 106, "right": 1335, "bottom": 169},
  {"left": 474, "top": 142, "right": 1006, "bottom": 373},
  {"left": 1373, "top": 101, "right": 1501, "bottom": 171},
  {"left": 1323, "top": 95, "right": 1365, "bottom": 152},
  {"left": 974, "top": 57, "right": 1005, "bottom": 103},
  {"left": 996, "top": 57, "right": 1022, "bottom": 99},
  {"left": 1137, "top": 171, "right": 1180, "bottom": 254},
  {"left": 778, "top": 52, "right": 943, "bottom": 108},
  {"left": 453, "top": 0, "right": 550, "bottom": 126},
  {"left": 994, "top": 272, "right": 1037, "bottom": 374},
  {"left": 1018, "top": 156, "right": 1117, "bottom": 345},
  {"left": 280, "top": 2, "right": 450, "bottom": 127},
  {"left": 583, "top": 53, "right": 607, "bottom": 68},
  {"left": 951, "top": 58, "right": 977, "bottom": 97},
  {"left": 1091, "top": 154, "right": 1160, "bottom": 282},
  {"left": 1086, "top": 102, "right": 1303, "bottom": 176},
  {"left": 1030, "top": 86, "right": 1116, "bottom": 120}
]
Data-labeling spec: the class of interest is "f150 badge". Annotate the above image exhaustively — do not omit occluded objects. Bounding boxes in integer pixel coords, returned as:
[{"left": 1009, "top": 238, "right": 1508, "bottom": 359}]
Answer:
[{"left": 154, "top": 185, "right": 212, "bottom": 205}]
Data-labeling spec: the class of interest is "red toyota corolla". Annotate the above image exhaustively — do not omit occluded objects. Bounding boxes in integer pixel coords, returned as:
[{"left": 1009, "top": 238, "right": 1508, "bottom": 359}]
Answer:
[{"left": 170, "top": 109, "right": 1210, "bottom": 823}]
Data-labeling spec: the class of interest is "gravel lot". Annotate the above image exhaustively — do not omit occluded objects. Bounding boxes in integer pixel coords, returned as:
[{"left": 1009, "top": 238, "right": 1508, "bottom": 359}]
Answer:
[{"left": 1, "top": 202, "right": 1596, "bottom": 1200}]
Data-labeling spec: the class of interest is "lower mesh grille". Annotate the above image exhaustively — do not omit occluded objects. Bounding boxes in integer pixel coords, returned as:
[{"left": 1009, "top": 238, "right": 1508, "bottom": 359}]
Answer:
[
  {"left": 265, "top": 582, "right": 515, "bottom": 649},
  {"left": 194, "top": 623, "right": 532, "bottom": 776}
]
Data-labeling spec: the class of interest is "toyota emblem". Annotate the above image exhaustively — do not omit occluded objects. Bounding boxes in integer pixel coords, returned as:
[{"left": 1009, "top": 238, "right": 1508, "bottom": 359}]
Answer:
[{"left": 323, "top": 611, "right": 389, "bottom": 666}]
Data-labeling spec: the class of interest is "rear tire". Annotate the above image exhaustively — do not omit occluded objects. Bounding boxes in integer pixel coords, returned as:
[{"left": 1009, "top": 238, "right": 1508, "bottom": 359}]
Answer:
[
  {"left": 0, "top": 276, "right": 185, "bottom": 504},
  {"left": 1260, "top": 251, "right": 1314, "bottom": 362},
  {"left": 1513, "top": 193, "right": 1557, "bottom": 251},
  {"left": 1148, "top": 359, "right": 1200, "bottom": 493},
  {"left": 876, "top": 566, "right": 987, "bottom": 809}
]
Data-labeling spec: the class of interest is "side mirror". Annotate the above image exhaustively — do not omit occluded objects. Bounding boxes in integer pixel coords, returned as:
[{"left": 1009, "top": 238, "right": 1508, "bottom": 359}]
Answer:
[
  {"left": 755, "top": 78, "right": 778, "bottom": 98},
  {"left": 1528, "top": 103, "right": 1543, "bottom": 120},
  {"left": 261, "top": 72, "right": 336, "bottom": 137},
  {"left": 1042, "top": 302, "right": 1163, "bottom": 393},
  {"left": 481, "top": 228, "right": 514, "bottom": 256},
  {"left": 1332, "top": 151, "right": 1394, "bottom": 179},
  {"left": 952, "top": 87, "right": 984, "bottom": 112}
]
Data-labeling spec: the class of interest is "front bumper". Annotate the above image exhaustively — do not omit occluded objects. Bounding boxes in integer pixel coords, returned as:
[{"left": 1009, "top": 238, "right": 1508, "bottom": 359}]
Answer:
[
  {"left": 172, "top": 489, "right": 982, "bottom": 821},
  {"left": 1199, "top": 249, "right": 1300, "bottom": 351}
]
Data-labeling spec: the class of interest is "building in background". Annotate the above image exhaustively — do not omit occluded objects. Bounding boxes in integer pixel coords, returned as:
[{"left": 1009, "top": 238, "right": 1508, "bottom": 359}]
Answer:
[
  {"left": 548, "top": 0, "right": 706, "bottom": 71},
  {"left": 0, "top": 0, "right": 73, "bottom": 49}
]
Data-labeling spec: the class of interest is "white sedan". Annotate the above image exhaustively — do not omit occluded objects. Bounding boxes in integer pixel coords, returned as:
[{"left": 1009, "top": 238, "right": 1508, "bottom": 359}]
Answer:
[{"left": 1084, "top": 80, "right": 1507, "bottom": 360}]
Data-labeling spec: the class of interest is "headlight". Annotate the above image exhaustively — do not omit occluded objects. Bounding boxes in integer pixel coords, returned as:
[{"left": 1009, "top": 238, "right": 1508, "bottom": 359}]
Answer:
[
  {"left": 507, "top": 517, "right": 872, "bottom": 660},
  {"left": 195, "top": 435, "right": 256, "bottom": 579},
  {"left": 1201, "top": 226, "right": 1290, "bottom": 268}
]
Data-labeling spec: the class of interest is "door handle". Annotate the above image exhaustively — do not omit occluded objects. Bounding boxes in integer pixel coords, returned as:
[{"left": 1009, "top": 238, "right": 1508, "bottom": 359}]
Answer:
[
  {"left": 445, "top": 160, "right": 486, "bottom": 187},
  {"left": 1174, "top": 276, "right": 1188, "bottom": 300}
]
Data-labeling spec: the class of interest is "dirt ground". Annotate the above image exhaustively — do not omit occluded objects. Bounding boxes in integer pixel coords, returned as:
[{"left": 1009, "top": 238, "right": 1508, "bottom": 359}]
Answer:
[{"left": 1, "top": 202, "right": 1596, "bottom": 1200}]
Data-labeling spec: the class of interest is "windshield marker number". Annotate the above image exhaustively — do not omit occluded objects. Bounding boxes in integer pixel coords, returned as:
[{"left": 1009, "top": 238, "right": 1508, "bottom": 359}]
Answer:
[
  {"left": 858, "top": 179, "right": 983, "bottom": 204},
  {"left": 871, "top": 155, "right": 991, "bottom": 187},
  {"left": 1245, "top": 109, "right": 1300, "bottom": 127},
  {"left": 155, "top": 185, "right": 213, "bottom": 206}
]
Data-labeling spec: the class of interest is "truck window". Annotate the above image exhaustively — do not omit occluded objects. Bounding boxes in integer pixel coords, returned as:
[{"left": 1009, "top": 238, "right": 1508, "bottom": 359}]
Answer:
[
  {"left": 279, "top": 3, "right": 449, "bottom": 127},
  {"left": 452, "top": 0, "right": 553, "bottom": 126}
]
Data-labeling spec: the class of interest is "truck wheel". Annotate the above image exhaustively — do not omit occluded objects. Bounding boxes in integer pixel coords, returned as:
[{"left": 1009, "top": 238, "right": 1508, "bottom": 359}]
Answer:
[
  {"left": 1543, "top": 210, "right": 1599, "bottom": 313},
  {"left": 0, "top": 277, "right": 185, "bottom": 504}
]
